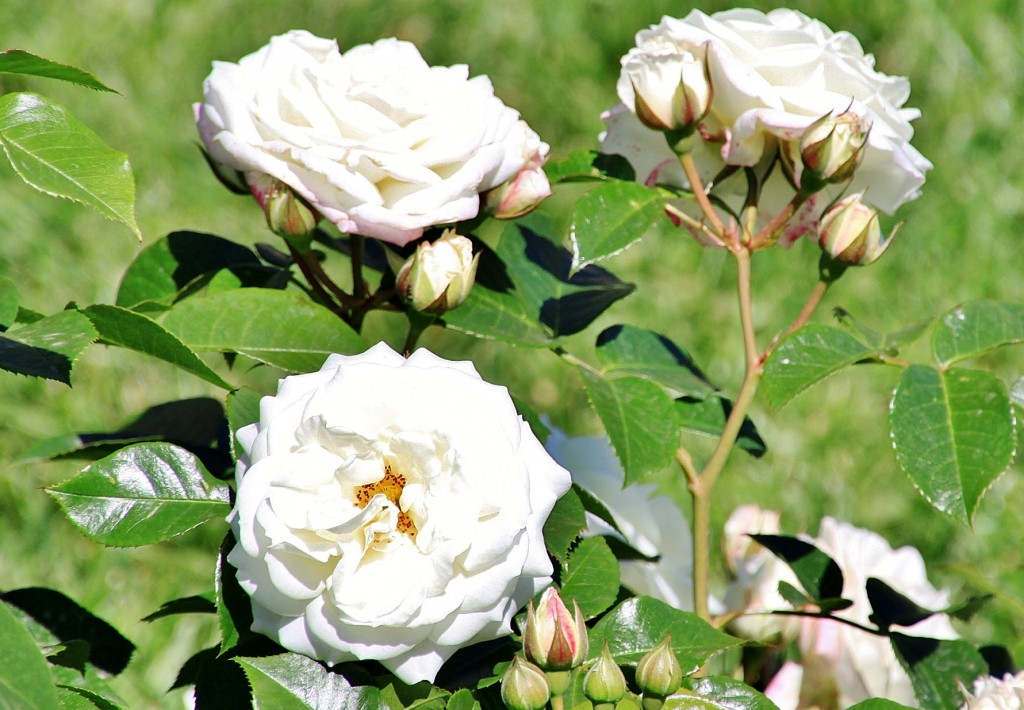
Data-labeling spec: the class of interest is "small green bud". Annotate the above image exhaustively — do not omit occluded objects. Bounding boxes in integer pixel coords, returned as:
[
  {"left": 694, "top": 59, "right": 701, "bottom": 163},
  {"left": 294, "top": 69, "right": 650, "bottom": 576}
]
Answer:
[
  {"left": 584, "top": 641, "right": 627, "bottom": 704},
  {"left": 500, "top": 654, "right": 551, "bottom": 710},
  {"left": 523, "top": 587, "right": 590, "bottom": 671},
  {"left": 247, "top": 173, "right": 318, "bottom": 248},
  {"left": 635, "top": 635, "right": 682, "bottom": 697}
]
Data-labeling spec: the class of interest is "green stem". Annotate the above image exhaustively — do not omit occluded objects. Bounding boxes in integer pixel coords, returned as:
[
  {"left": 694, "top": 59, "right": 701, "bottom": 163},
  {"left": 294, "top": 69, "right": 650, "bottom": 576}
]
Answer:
[
  {"left": 349, "top": 235, "right": 367, "bottom": 330},
  {"left": 735, "top": 248, "right": 758, "bottom": 367},
  {"left": 680, "top": 153, "right": 728, "bottom": 239},
  {"left": 287, "top": 244, "right": 346, "bottom": 317}
]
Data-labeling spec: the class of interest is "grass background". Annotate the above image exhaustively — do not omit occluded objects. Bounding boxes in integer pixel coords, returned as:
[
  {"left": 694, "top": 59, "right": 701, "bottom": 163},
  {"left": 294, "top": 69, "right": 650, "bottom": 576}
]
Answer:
[{"left": 1, "top": 0, "right": 1022, "bottom": 706}]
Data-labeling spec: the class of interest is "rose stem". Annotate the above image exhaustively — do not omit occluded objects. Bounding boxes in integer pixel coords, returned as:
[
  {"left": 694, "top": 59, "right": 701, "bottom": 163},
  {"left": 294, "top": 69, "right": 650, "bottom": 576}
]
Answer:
[
  {"left": 287, "top": 243, "right": 348, "bottom": 318},
  {"left": 680, "top": 153, "right": 728, "bottom": 239},
  {"left": 349, "top": 235, "right": 368, "bottom": 330}
]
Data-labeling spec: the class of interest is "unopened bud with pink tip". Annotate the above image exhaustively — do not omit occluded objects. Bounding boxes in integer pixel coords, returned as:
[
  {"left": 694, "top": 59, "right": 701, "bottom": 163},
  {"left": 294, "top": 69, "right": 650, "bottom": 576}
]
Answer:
[
  {"left": 483, "top": 159, "right": 552, "bottom": 220},
  {"left": 788, "top": 111, "right": 870, "bottom": 193},
  {"left": 396, "top": 229, "right": 479, "bottom": 314},
  {"left": 523, "top": 587, "right": 589, "bottom": 671},
  {"left": 818, "top": 193, "right": 899, "bottom": 266},
  {"left": 247, "top": 173, "right": 319, "bottom": 247}
]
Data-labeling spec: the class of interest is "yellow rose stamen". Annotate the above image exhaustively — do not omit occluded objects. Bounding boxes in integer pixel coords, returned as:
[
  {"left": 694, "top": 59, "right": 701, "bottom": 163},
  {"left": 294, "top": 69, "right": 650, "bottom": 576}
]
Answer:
[{"left": 354, "top": 463, "right": 417, "bottom": 537}]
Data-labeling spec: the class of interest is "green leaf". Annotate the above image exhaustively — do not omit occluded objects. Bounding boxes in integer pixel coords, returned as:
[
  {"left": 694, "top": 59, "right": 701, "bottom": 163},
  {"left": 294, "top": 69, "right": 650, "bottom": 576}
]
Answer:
[
  {"left": 595, "top": 324, "right": 715, "bottom": 398},
  {"left": 846, "top": 701, "right": 916, "bottom": 710},
  {"left": 236, "top": 654, "right": 389, "bottom": 710},
  {"left": 116, "top": 231, "right": 275, "bottom": 308},
  {"left": 445, "top": 688, "right": 479, "bottom": 710},
  {"left": 544, "top": 149, "right": 635, "bottom": 183},
  {"left": 569, "top": 181, "right": 665, "bottom": 272},
  {"left": 750, "top": 535, "right": 844, "bottom": 602},
  {"left": 587, "top": 596, "right": 743, "bottom": 674},
  {"left": 0, "top": 274, "right": 18, "bottom": 328},
  {"left": 142, "top": 594, "right": 216, "bottom": 622},
  {"left": 0, "top": 92, "right": 138, "bottom": 238},
  {"left": 441, "top": 279, "right": 552, "bottom": 347},
  {"left": 932, "top": 300, "right": 1024, "bottom": 366},
  {"left": 46, "top": 442, "right": 230, "bottom": 547},
  {"left": 890, "top": 365, "right": 1015, "bottom": 524},
  {"left": 581, "top": 371, "right": 679, "bottom": 484},
  {"left": 227, "top": 387, "right": 264, "bottom": 461},
  {"left": 1011, "top": 376, "right": 1024, "bottom": 409},
  {"left": 560, "top": 536, "right": 620, "bottom": 620},
  {"left": 82, "top": 304, "right": 234, "bottom": 389},
  {"left": 2, "top": 588, "right": 134, "bottom": 675},
  {"left": 890, "top": 634, "right": 987, "bottom": 710},
  {"left": 0, "top": 50, "right": 117, "bottom": 92},
  {"left": 0, "top": 309, "right": 97, "bottom": 383},
  {"left": 761, "top": 325, "right": 875, "bottom": 410},
  {"left": 675, "top": 397, "right": 767, "bottom": 458},
  {"left": 543, "top": 488, "right": 586, "bottom": 564},
  {"left": 833, "top": 306, "right": 932, "bottom": 355},
  {"left": 866, "top": 578, "right": 939, "bottom": 631},
  {"left": 673, "top": 675, "right": 779, "bottom": 709},
  {"left": 56, "top": 686, "right": 107, "bottom": 710},
  {"left": 215, "top": 533, "right": 254, "bottom": 654},
  {"left": 161, "top": 288, "right": 365, "bottom": 372},
  {"left": 0, "top": 600, "right": 60, "bottom": 710}
]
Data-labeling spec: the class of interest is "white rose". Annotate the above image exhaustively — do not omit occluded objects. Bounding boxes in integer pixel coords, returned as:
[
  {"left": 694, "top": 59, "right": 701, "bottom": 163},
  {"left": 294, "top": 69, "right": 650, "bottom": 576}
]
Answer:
[
  {"left": 962, "top": 672, "right": 1024, "bottom": 710},
  {"left": 196, "top": 31, "right": 550, "bottom": 246},
  {"left": 725, "top": 507, "right": 959, "bottom": 708},
  {"left": 228, "top": 343, "right": 570, "bottom": 684},
  {"left": 545, "top": 429, "right": 694, "bottom": 611},
  {"left": 602, "top": 9, "right": 930, "bottom": 238}
]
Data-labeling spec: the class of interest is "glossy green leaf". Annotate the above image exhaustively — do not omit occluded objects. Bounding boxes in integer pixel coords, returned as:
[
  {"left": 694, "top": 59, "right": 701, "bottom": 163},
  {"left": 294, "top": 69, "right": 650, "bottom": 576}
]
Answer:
[
  {"left": 46, "top": 442, "right": 230, "bottom": 547},
  {"left": 544, "top": 149, "right": 635, "bottom": 183},
  {"left": 761, "top": 325, "right": 875, "bottom": 410},
  {"left": 890, "top": 365, "right": 1015, "bottom": 524},
  {"left": 216, "top": 534, "right": 249, "bottom": 654},
  {"left": 116, "top": 231, "right": 273, "bottom": 308},
  {"left": 161, "top": 288, "right": 365, "bottom": 372},
  {"left": 890, "top": 634, "right": 987, "bottom": 710},
  {"left": 497, "top": 224, "right": 635, "bottom": 337},
  {"left": 379, "top": 682, "right": 449, "bottom": 710},
  {"left": 83, "top": 304, "right": 233, "bottom": 389},
  {"left": 569, "top": 181, "right": 665, "bottom": 271},
  {"left": 673, "top": 675, "right": 779, "bottom": 709},
  {"left": 750, "top": 535, "right": 844, "bottom": 602},
  {"left": 560, "top": 536, "right": 620, "bottom": 620},
  {"left": 445, "top": 688, "right": 479, "bottom": 710},
  {"left": 441, "top": 280, "right": 552, "bottom": 347},
  {"left": 932, "top": 300, "right": 1024, "bottom": 366},
  {"left": 142, "top": 594, "right": 216, "bottom": 622},
  {"left": 0, "top": 309, "right": 97, "bottom": 383},
  {"left": 543, "top": 488, "right": 586, "bottom": 564},
  {"left": 56, "top": 686, "right": 113, "bottom": 710},
  {"left": 0, "top": 274, "right": 17, "bottom": 328},
  {"left": 236, "top": 654, "right": 388, "bottom": 710},
  {"left": 0, "top": 92, "right": 138, "bottom": 238},
  {"left": 2, "top": 588, "right": 134, "bottom": 675},
  {"left": 675, "top": 397, "right": 767, "bottom": 458},
  {"left": 595, "top": 324, "right": 715, "bottom": 398},
  {"left": 587, "top": 596, "right": 743, "bottom": 673},
  {"left": 846, "top": 700, "right": 915, "bottom": 709},
  {"left": 0, "top": 600, "right": 60, "bottom": 710},
  {"left": 581, "top": 371, "right": 679, "bottom": 484},
  {"left": 0, "top": 50, "right": 117, "bottom": 92},
  {"left": 227, "top": 387, "right": 263, "bottom": 461}
]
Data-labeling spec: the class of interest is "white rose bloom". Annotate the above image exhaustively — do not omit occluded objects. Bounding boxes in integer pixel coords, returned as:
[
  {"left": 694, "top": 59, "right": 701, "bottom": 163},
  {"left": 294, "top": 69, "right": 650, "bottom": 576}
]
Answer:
[
  {"left": 724, "top": 507, "right": 958, "bottom": 708},
  {"left": 602, "top": 9, "right": 930, "bottom": 239},
  {"left": 545, "top": 429, "right": 693, "bottom": 611},
  {"left": 228, "top": 343, "right": 571, "bottom": 684},
  {"left": 962, "top": 672, "right": 1024, "bottom": 710},
  {"left": 197, "top": 31, "right": 550, "bottom": 246}
]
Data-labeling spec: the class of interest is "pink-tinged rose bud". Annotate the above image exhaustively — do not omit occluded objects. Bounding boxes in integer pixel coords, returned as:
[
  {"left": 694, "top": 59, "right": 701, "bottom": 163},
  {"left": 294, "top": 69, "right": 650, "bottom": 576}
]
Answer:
[
  {"left": 583, "top": 641, "right": 627, "bottom": 704},
  {"left": 523, "top": 587, "right": 589, "bottom": 670},
  {"left": 396, "top": 229, "right": 479, "bottom": 314},
  {"left": 483, "top": 160, "right": 552, "bottom": 220},
  {"left": 623, "top": 41, "right": 712, "bottom": 137},
  {"left": 247, "top": 172, "right": 319, "bottom": 245},
  {"left": 788, "top": 111, "right": 871, "bottom": 193},
  {"left": 501, "top": 654, "right": 551, "bottom": 710},
  {"left": 818, "top": 194, "right": 898, "bottom": 266},
  {"left": 635, "top": 635, "right": 682, "bottom": 697}
]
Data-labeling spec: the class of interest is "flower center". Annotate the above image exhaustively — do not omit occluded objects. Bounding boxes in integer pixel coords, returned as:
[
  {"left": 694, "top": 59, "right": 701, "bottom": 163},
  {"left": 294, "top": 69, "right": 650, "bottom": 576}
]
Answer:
[{"left": 354, "top": 463, "right": 417, "bottom": 538}]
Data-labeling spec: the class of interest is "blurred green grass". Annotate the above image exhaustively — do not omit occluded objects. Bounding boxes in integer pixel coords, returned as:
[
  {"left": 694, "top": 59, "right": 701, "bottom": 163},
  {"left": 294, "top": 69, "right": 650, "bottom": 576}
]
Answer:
[{"left": 1, "top": 0, "right": 1023, "bottom": 706}]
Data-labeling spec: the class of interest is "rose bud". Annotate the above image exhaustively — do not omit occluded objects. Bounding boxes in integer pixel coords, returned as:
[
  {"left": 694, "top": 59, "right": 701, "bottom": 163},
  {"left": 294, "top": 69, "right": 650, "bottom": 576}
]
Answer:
[
  {"left": 247, "top": 172, "right": 318, "bottom": 246},
  {"left": 583, "top": 641, "right": 628, "bottom": 706},
  {"left": 482, "top": 159, "right": 552, "bottom": 220},
  {"left": 635, "top": 635, "right": 682, "bottom": 698},
  {"left": 523, "top": 587, "right": 589, "bottom": 671},
  {"left": 818, "top": 193, "right": 899, "bottom": 266},
  {"left": 396, "top": 229, "right": 479, "bottom": 314},
  {"left": 791, "top": 111, "right": 871, "bottom": 193},
  {"left": 501, "top": 654, "right": 551, "bottom": 710},
  {"left": 623, "top": 41, "right": 712, "bottom": 139}
]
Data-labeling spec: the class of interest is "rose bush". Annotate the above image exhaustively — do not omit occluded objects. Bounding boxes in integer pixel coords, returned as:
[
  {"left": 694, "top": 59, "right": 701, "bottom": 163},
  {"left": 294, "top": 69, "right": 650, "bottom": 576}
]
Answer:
[
  {"left": 196, "top": 30, "right": 549, "bottom": 245},
  {"left": 602, "top": 8, "right": 931, "bottom": 239},
  {"left": 228, "top": 343, "right": 571, "bottom": 683},
  {"left": 724, "top": 507, "right": 958, "bottom": 708}
]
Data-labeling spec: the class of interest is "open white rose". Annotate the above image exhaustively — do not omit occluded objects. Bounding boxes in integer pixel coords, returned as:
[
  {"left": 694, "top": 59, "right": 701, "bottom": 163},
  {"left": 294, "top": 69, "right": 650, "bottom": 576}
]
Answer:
[
  {"left": 602, "top": 9, "right": 930, "bottom": 239},
  {"left": 228, "top": 343, "right": 570, "bottom": 684},
  {"left": 724, "top": 507, "right": 958, "bottom": 708},
  {"left": 197, "top": 31, "right": 549, "bottom": 246},
  {"left": 962, "top": 672, "right": 1024, "bottom": 710},
  {"left": 545, "top": 429, "right": 694, "bottom": 611}
]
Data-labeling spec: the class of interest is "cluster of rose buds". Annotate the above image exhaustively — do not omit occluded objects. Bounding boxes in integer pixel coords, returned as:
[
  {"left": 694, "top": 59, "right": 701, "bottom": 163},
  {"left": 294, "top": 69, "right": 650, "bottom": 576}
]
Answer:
[{"left": 500, "top": 588, "right": 683, "bottom": 710}]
